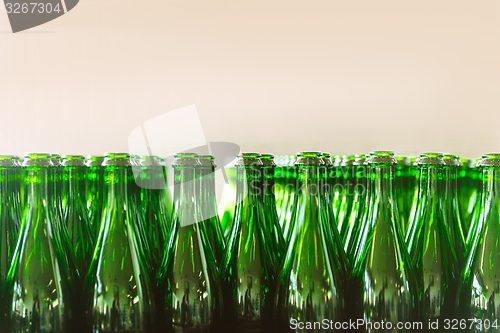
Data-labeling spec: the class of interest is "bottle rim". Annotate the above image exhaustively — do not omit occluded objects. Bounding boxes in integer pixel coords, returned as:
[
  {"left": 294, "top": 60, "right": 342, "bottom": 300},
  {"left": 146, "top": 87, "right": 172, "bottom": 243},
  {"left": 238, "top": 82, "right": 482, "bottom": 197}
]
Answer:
[
  {"left": 0, "top": 155, "right": 19, "bottom": 167},
  {"left": 416, "top": 153, "right": 445, "bottom": 166},
  {"left": 62, "top": 155, "right": 86, "bottom": 167},
  {"left": 477, "top": 154, "right": 500, "bottom": 167},
  {"left": 365, "top": 151, "right": 396, "bottom": 165}
]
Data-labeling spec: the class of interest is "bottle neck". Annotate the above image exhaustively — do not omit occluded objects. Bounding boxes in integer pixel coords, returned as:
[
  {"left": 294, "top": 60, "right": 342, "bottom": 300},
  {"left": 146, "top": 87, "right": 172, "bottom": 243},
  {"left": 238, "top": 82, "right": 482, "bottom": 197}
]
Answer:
[
  {"left": 443, "top": 165, "right": 459, "bottom": 202},
  {"left": 369, "top": 165, "right": 396, "bottom": 203},
  {"left": 0, "top": 167, "right": 19, "bottom": 205},
  {"left": 200, "top": 167, "right": 218, "bottom": 218},
  {"left": 235, "top": 166, "right": 260, "bottom": 203},
  {"left": 296, "top": 165, "right": 322, "bottom": 198},
  {"left": 25, "top": 166, "right": 51, "bottom": 203},
  {"left": 105, "top": 166, "right": 134, "bottom": 204},
  {"left": 480, "top": 167, "right": 500, "bottom": 208},
  {"left": 417, "top": 166, "right": 442, "bottom": 199},
  {"left": 63, "top": 166, "right": 86, "bottom": 200},
  {"left": 173, "top": 166, "right": 197, "bottom": 208}
]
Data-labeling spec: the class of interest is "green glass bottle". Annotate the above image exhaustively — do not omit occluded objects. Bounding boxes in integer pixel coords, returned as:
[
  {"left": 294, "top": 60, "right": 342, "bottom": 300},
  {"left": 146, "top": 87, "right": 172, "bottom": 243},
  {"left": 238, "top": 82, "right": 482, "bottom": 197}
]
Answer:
[
  {"left": 0, "top": 156, "right": 22, "bottom": 328},
  {"left": 61, "top": 155, "right": 94, "bottom": 278},
  {"left": 458, "top": 158, "right": 479, "bottom": 236},
  {"left": 6, "top": 153, "right": 74, "bottom": 333},
  {"left": 136, "top": 155, "right": 170, "bottom": 271},
  {"left": 458, "top": 154, "right": 500, "bottom": 333},
  {"left": 319, "top": 153, "right": 337, "bottom": 240},
  {"left": 354, "top": 151, "right": 417, "bottom": 332},
  {"left": 259, "top": 154, "right": 286, "bottom": 267},
  {"left": 331, "top": 155, "right": 343, "bottom": 222},
  {"left": 219, "top": 165, "right": 238, "bottom": 242},
  {"left": 395, "top": 156, "right": 411, "bottom": 235},
  {"left": 276, "top": 151, "right": 344, "bottom": 333},
  {"left": 280, "top": 155, "right": 298, "bottom": 242},
  {"left": 343, "top": 154, "right": 367, "bottom": 261},
  {"left": 50, "top": 154, "right": 63, "bottom": 222},
  {"left": 85, "top": 153, "right": 154, "bottom": 333},
  {"left": 337, "top": 155, "right": 356, "bottom": 239},
  {"left": 85, "top": 155, "right": 105, "bottom": 239},
  {"left": 222, "top": 153, "right": 276, "bottom": 333},
  {"left": 442, "top": 154, "right": 466, "bottom": 267},
  {"left": 406, "top": 153, "right": 459, "bottom": 331},
  {"left": 198, "top": 155, "right": 226, "bottom": 266},
  {"left": 156, "top": 153, "right": 221, "bottom": 333}
]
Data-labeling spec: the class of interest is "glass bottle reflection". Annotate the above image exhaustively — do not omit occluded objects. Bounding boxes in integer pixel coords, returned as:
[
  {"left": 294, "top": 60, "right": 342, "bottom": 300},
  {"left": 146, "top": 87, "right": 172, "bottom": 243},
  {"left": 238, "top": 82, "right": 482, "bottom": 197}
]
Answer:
[
  {"left": 6, "top": 153, "right": 73, "bottom": 333},
  {"left": 276, "top": 152, "right": 344, "bottom": 333},
  {"left": 354, "top": 151, "right": 417, "bottom": 332},
  {"left": 222, "top": 153, "right": 276, "bottom": 333},
  {"left": 156, "top": 153, "right": 221, "bottom": 333},
  {"left": 85, "top": 153, "right": 154, "bottom": 333},
  {"left": 459, "top": 154, "right": 500, "bottom": 333}
]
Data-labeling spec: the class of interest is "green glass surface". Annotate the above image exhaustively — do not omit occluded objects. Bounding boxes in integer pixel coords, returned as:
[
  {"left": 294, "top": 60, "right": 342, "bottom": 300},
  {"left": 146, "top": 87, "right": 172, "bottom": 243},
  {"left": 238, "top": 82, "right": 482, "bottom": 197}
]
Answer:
[
  {"left": 442, "top": 154, "right": 466, "bottom": 267},
  {"left": 0, "top": 156, "right": 22, "bottom": 328},
  {"left": 198, "top": 155, "right": 226, "bottom": 266},
  {"left": 61, "top": 156, "right": 94, "bottom": 279},
  {"left": 85, "top": 153, "right": 154, "bottom": 333},
  {"left": 337, "top": 155, "right": 356, "bottom": 239},
  {"left": 259, "top": 154, "right": 285, "bottom": 267},
  {"left": 459, "top": 154, "right": 500, "bottom": 332},
  {"left": 280, "top": 156, "right": 298, "bottom": 243},
  {"left": 157, "top": 153, "right": 221, "bottom": 333},
  {"left": 395, "top": 156, "right": 412, "bottom": 235},
  {"left": 354, "top": 151, "right": 417, "bottom": 332},
  {"left": 331, "top": 155, "right": 343, "bottom": 223},
  {"left": 276, "top": 152, "right": 344, "bottom": 333},
  {"left": 6, "top": 153, "right": 74, "bottom": 333},
  {"left": 222, "top": 153, "right": 276, "bottom": 333},
  {"left": 343, "top": 155, "right": 367, "bottom": 261},
  {"left": 136, "top": 155, "right": 170, "bottom": 272},
  {"left": 85, "top": 155, "right": 105, "bottom": 239},
  {"left": 406, "top": 153, "right": 459, "bottom": 330},
  {"left": 219, "top": 166, "right": 237, "bottom": 242}
]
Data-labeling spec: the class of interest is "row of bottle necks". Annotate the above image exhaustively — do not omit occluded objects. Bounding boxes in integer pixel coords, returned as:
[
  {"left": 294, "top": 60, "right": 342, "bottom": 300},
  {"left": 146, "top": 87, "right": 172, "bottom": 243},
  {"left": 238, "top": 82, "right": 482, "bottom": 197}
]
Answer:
[{"left": 0, "top": 151, "right": 495, "bottom": 332}]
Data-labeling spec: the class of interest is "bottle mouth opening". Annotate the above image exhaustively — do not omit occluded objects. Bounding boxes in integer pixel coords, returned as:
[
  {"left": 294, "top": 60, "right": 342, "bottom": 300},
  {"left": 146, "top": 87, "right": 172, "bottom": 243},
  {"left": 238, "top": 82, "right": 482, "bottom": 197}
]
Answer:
[{"left": 198, "top": 155, "right": 215, "bottom": 161}]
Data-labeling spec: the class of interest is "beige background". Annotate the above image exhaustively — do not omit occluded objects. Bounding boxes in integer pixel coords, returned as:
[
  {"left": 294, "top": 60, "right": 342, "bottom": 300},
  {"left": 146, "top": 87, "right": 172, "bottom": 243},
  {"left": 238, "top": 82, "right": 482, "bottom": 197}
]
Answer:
[{"left": 1, "top": 0, "right": 499, "bottom": 158}]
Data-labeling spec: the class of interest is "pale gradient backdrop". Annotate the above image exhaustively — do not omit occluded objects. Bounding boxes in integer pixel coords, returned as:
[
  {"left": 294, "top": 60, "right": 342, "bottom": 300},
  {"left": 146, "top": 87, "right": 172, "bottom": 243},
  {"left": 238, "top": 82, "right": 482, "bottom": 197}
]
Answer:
[{"left": 1, "top": 0, "right": 500, "bottom": 158}]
